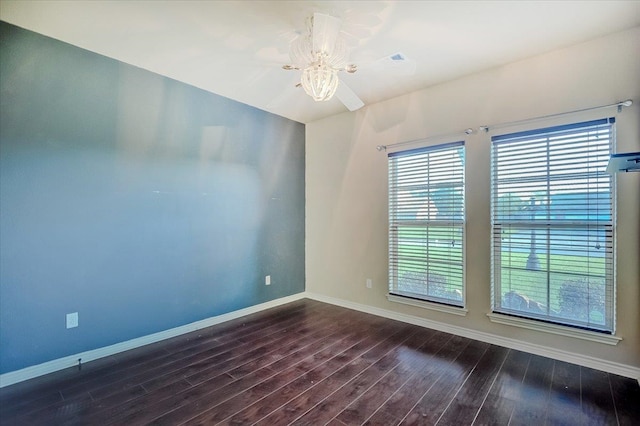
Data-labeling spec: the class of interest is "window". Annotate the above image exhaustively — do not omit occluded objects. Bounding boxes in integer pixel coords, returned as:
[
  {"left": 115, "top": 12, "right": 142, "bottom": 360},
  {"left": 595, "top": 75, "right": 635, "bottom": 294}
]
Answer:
[
  {"left": 491, "top": 118, "right": 615, "bottom": 333},
  {"left": 388, "top": 142, "right": 465, "bottom": 307}
]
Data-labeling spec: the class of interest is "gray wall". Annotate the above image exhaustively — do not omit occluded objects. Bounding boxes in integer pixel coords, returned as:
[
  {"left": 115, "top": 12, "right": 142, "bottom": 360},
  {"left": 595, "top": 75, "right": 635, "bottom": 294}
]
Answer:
[{"left": 0, "top": 22, "right": 305, "bottom": 374}]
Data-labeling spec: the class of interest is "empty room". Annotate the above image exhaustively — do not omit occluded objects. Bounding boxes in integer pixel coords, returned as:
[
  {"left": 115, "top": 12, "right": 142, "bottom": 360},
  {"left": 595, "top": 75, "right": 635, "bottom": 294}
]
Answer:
[{"left": 0, "top": 1, "right": 639, "bottom": 425}]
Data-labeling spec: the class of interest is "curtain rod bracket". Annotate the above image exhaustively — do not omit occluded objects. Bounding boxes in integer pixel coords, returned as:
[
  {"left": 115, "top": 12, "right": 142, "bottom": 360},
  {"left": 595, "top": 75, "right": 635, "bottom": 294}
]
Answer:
[
  {"left": 376, "top": 145, "right": 387, "bottom": 151},
  {"left": 617, "top": 99, "right": 632, "bottom": 114}
]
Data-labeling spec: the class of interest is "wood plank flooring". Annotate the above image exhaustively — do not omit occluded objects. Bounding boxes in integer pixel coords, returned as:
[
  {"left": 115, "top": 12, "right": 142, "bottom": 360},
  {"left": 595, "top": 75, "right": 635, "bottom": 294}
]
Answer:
[{"left": 0, "top": 299, "right": 638, "bottom": 425}]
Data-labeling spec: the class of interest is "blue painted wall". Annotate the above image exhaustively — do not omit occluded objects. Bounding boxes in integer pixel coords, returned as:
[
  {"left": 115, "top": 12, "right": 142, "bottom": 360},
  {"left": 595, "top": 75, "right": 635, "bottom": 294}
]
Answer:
[{"left": 0, "top": 22, "right": 305, "bottom": 374}]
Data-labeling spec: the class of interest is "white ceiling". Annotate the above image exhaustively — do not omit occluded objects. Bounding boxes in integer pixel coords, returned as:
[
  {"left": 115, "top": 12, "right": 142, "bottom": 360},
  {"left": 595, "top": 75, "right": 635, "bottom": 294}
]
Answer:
[{"left": 1, "top": 1, "right": 639, "bottom": 124}]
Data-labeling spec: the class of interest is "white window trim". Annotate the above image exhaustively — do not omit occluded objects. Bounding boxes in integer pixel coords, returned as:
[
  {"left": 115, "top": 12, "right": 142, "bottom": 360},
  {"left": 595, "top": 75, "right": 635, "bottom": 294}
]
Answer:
[
  {"left": 388, "top": 293, "right": 468, "bottom": 316},
  {"left": 487, "top": 312, "right": 621, "bottom": 345},
  {"left": 489, "top": 117, "right": 616, "bottom": 334},
  {"left": 387, "top": 141, "right": 466, "bottom": 308}
]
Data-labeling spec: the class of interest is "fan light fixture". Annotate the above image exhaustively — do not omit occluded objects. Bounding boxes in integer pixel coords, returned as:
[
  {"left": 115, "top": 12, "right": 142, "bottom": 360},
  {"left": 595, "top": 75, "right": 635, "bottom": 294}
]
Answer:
[
  {"left": 289, "top": 13, "right": 349, "bottom": 102},
  {"left": 300, "top": 59, "right": 340, "bottom": 101}
]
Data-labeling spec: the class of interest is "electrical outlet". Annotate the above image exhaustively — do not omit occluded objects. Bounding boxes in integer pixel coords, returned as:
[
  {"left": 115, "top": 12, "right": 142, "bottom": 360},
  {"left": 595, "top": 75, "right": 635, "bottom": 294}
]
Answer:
[
  {"left": 66, "top": 312, "right": 78, "bottom": 329},
  {"left": 265, "top": 275, "right": 271, "bottom": 286},
  {"left": 366, "top": 278, "right": 372, "bottom": 289}
]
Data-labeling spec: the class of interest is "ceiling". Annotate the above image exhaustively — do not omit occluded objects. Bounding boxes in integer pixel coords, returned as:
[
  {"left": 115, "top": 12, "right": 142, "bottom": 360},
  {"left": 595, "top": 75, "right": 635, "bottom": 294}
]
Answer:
[{"left": 1, "top": 1, "right": 639, "bottom": 124}]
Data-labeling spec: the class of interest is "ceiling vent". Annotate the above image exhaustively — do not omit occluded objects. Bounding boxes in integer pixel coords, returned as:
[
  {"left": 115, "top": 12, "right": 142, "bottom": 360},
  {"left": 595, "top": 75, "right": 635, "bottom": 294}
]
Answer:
[{"left": 389, "top": 53, "right": 407, "bottom": 61}]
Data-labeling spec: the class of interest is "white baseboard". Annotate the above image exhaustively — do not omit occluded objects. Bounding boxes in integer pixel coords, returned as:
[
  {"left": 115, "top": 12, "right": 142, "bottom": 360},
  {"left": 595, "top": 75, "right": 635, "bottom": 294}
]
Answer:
[
  {"left": 305, "top": 292, "right": 640, "bottom": 381},
  {"left": 0, "top": 292, "right": 307, "bottom": 388},
  {"left": 3, "top": 291, "right": 638, "bottom": 388}
]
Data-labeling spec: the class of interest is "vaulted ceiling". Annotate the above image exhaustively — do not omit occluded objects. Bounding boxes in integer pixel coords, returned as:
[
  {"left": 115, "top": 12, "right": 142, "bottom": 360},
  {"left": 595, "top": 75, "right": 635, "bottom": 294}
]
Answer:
[{"left": 2, "top": 1, "right": 639, "bottom": 123}]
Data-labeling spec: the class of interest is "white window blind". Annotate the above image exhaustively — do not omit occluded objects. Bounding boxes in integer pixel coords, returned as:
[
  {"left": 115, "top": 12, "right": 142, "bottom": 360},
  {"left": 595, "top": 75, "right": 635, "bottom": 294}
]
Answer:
[
  {"left": 491, "top": 118, "right": 615, "bottom": 333},
  {"left": 388, "top": 142, "right": 465, "bottom": 307}
]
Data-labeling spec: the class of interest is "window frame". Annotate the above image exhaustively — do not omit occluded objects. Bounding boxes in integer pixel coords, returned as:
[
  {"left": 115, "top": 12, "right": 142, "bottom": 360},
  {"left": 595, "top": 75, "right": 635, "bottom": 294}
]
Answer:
[
  {"left": 490, "top": 118, "right": 616, "bottom": 335},
  {"left": 387, "top": 141, "right": 466, "bottom": 313}
]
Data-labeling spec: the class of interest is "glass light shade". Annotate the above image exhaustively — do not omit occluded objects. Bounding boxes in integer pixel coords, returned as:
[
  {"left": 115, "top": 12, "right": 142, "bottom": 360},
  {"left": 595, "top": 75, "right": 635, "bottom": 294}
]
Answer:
[
  {"left": 289, "top": 34, "right": 314, "bottom": 68},
  {"left": 324, "top": 36, "right": 348, "bottom": 69},
  {"left": 311, "top": 13, "right": 342, "bottom": 58},
  {"left": 289, "top": 29, "right": 349, "bottom": 70},
  {"left": 300, "top": 62, "right": 340, "bottom": 101}
]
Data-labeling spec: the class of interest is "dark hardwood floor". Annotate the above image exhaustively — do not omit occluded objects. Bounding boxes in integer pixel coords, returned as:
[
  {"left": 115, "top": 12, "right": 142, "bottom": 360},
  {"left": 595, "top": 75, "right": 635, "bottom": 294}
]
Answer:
[{"left": 1, "top": 299, "right": 638, "bottom": 425}]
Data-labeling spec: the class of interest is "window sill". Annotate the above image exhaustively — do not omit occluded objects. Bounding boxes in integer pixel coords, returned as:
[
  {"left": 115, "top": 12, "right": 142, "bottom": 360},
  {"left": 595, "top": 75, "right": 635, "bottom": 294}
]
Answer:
[
  {"left": 487, "top": 313, "right": 621, "bottom": 345},
  {"left": 387, "top": 294, "right": 468, "bottom": 316}
]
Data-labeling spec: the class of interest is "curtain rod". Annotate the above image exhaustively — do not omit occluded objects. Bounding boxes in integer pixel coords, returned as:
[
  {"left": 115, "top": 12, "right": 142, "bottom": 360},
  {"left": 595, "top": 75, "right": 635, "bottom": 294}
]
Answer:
[
  {"left": 376, "top": 99, "right": 633, "bottom": 152},
  {"left": 376, "top": 129, "right": 470, "bottom": 152}
]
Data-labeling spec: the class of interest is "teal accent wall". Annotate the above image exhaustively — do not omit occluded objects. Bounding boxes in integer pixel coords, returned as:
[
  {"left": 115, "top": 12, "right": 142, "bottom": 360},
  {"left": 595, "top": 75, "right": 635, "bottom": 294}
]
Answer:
[{"left": 0, "top": 21, "right": 305, "bottom": 374}]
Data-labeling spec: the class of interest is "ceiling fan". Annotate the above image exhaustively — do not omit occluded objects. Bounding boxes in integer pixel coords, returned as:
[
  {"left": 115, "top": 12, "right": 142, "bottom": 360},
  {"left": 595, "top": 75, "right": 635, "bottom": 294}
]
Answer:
[{"left": 282, "top": 12, "right": 365, "bottom": 111}]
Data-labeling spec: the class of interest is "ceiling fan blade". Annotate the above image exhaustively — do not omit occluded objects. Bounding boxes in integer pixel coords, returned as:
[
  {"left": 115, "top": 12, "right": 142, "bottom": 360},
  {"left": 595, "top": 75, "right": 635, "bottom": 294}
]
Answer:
[
  {"left": 312, "top": 12, "right": 342, "bottom": 55},
  {"left": 336, "top": 81, "right": 364, "bottom": 111}
]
